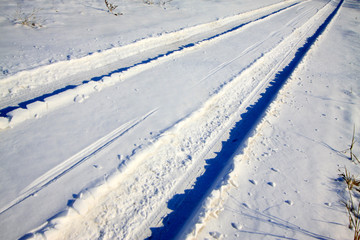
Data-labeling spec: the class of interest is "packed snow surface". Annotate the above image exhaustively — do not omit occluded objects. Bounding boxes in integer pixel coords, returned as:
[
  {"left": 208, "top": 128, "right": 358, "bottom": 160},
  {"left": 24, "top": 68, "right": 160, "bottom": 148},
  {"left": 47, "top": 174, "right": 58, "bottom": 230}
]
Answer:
[{"left": 0, "top": 0, "right": 359, "bottom": 239}]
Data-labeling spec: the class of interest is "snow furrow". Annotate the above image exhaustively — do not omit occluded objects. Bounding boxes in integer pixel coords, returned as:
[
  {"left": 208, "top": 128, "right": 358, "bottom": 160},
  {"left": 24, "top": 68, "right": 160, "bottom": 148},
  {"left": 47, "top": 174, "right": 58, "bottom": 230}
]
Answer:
[
  {"left": 146, "top": 1, "right": 340, "bottom": 239},
  {"left": 180, "top": 0, "right": 345, "bottom": 239},
  {"left": 24, "top": 1, "right": 338, "bottom": 239},
  {"left": 0, "top": 0, "right": 303, "bottom": 130}
]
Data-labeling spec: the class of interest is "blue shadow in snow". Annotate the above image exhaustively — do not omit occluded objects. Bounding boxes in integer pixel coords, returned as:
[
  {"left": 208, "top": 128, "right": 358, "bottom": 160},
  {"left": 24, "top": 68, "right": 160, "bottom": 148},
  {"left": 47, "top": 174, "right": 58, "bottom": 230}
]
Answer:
[
  {"left": 0, "top": 3, "right": 299, "bottom": 118},
  {"left": 146, "top": 0, "right": 344, "bottom": 239},
  {"left": 0, "top": 85, "right": 78, "bottom": 117}
]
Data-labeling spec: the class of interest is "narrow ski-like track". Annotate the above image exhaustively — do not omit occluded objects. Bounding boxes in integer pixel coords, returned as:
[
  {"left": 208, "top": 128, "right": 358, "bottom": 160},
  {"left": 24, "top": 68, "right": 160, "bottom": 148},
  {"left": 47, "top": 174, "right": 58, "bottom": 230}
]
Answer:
[{"left": 0, "top": 109, "right": 158, "bottom": 216}]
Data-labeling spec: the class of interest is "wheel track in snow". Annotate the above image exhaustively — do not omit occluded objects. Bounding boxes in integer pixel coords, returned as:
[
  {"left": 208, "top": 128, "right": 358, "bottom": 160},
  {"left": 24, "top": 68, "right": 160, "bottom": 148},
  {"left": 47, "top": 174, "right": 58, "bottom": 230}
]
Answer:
[
  {"left": 23, "top": 0, "right": 342, "bottom": 239},
  {"left": 0, "top": 0, "right": 316, "bottom": 228},
  {"left": 145, "top": 1, "right": 343, "bottom": 238},
  {"left": 180, "top": 0, "right": 345, "bottom": 238},
  {"left": 193, "top": 2, "right": 318, "bottom": 87},
  {"left": 0, "top": 0, "right": 310, "bottom": 220},
  {"left": 0, "top": 0, "right": 304, "bottom": 129}
]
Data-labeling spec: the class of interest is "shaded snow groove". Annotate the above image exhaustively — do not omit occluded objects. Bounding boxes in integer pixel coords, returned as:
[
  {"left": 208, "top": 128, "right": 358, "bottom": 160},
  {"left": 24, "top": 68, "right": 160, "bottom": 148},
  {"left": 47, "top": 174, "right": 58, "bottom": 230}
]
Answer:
[
  {"left": 0, "top": 0, "right": 302, "bottom": 130},
  {"left": 177, "top": 0, "right": 345, "bottom": 239},
  {"left": 21, "top": 1, "right": 338, "bottom": 239},
  {"left": 0, "top": 109, "right": 158, "bottom": 215}
]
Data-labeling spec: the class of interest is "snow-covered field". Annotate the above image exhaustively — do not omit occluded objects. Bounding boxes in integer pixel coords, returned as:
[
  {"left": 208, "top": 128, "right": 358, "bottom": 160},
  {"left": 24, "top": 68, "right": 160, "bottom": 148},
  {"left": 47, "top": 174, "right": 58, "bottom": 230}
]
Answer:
[{"left": 0, "top": 0, "right": 359, "bottom": 239}]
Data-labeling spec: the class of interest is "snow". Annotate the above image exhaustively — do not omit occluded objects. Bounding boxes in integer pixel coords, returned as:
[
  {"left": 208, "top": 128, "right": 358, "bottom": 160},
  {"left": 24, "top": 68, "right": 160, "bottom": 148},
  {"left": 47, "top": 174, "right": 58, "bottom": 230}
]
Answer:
[
  {"left": 184, "top": 1, "right": 360, "bottom": 239},
  {"left": 0, "top": 0, "right": 359, "bottom": 239}
]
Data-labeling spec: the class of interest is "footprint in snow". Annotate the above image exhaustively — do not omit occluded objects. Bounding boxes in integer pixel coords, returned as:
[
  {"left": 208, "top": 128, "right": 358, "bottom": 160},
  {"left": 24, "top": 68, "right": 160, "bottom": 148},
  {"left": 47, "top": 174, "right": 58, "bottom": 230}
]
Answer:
[
  {"left": 249, "top": 179, "right": 257, "bottom": 185},
  {"left": 74, "top": 94, "right": 88, "bottom": 103},
  {"left": 231, "top": 222, "right": 243, "bottom": 230},
  {"left": 242, "top": 203, "right": 250, "bottom": 208},
  {"left": 267, "top": 182, "right": 276, "bottom": 187},
  {"left": 117, "top": 154, "right": 124, "bottom": 161},
  {"left": 93, "top": 164, "right": 102, "bottom": 169},
  {"left": 209, "top": 231, "right": 223, "bottom": 239},
  {"left": 285, "top": 200, "right": 293, "bottom": 205}
]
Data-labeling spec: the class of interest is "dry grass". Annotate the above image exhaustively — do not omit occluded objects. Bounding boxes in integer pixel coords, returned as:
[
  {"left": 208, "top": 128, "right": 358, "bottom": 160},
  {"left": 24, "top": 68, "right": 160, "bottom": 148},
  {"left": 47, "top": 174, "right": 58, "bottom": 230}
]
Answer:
[
  {"left": 13, "top": 6, "right": 42, "bottom": 28},
  {"left": 340, "top": 168, "right": 360, "bottom": 239},
  {"left": 341, "top": 168, "right": 360, "bottom": 192},
  {"left": 343, "top": 126, "right": 359, "bottom": 163},
  {"left": 350, "top": 126, "right": 360, "bottom": 163},
  {"left": 105, "top": 0, "right": 122, "bottom": 16}
]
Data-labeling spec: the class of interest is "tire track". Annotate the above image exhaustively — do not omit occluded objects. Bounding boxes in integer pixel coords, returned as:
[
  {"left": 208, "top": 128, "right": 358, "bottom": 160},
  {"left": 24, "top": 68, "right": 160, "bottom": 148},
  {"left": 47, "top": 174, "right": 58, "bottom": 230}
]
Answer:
[
  {"left": 194, "top": 2, "right": 318, "bottom": 86},
  {"left": 24, "top": 1, "right": 340, "bottom": 239},
  {"left": 0, "top": 0, "right": 302, "bottom": 130},
  {"left": 178, "top": 0, "right": 345, "bottom": 238}
]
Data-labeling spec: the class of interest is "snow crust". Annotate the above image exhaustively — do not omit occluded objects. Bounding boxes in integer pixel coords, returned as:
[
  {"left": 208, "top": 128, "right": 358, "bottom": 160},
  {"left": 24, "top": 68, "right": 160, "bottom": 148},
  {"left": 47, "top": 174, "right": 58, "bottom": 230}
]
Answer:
[{"left": 0, "top": 0, "right": 359, "bottom": 239}]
